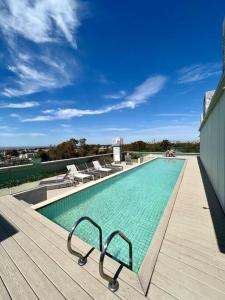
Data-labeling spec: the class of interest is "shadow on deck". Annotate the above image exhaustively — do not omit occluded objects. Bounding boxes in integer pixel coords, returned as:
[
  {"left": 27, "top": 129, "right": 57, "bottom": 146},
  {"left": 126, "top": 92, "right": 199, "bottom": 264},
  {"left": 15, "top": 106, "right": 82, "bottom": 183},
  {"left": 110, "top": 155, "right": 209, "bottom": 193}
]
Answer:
[
  {"left": 197, "top": 157, "right": 225, "bottom": 253},
  {"left": 0, "top": 213, "right": 18, "bottom": 242}
]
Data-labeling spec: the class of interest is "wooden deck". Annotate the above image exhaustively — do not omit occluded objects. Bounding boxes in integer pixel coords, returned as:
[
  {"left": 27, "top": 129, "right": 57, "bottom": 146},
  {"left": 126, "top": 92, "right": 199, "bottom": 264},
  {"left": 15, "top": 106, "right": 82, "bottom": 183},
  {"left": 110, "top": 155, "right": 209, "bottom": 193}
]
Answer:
[
  {"left": 0, "top": 156, "right": 225, "bottom": 299},
  {"left": 148, "top": 157, "right": 225, "bottom": 299}
]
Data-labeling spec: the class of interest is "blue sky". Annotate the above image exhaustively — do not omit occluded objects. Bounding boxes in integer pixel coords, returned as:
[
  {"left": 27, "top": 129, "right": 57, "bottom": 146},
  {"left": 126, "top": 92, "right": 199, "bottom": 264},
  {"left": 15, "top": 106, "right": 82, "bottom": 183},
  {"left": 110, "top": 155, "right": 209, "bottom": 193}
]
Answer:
[{"left": 0, "top": 0, "right": 224, "bottom": 146}]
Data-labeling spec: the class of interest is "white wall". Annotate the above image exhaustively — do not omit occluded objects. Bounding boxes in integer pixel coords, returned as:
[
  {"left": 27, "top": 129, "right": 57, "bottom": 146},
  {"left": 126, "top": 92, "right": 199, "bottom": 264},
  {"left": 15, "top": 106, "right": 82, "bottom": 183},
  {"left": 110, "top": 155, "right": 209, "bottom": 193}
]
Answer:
[{"left": 200, "top": 89, "right": 225, "bottom": 212}]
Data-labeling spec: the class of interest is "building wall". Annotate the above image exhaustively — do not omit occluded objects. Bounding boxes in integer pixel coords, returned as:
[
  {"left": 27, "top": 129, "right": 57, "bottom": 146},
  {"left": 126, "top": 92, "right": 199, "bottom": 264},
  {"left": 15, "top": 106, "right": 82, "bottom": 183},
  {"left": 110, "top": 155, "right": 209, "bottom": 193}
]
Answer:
[{"left": 200, "top": 88, "right": 225, "bottom": 211}]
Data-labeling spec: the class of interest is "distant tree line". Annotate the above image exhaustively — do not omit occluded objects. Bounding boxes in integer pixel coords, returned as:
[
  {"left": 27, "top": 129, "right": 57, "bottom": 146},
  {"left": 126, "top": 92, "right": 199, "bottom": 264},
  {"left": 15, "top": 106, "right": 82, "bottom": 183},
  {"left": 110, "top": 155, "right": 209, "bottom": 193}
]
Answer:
[
  {"left": 124, "top": 140, "right": 200, "bottom": 153},
  {"left": 37, "top": 138, "right": 112, "bottom": 162},
  {"left": 2, "top": 138, "right": 199, "bottom": 163}
]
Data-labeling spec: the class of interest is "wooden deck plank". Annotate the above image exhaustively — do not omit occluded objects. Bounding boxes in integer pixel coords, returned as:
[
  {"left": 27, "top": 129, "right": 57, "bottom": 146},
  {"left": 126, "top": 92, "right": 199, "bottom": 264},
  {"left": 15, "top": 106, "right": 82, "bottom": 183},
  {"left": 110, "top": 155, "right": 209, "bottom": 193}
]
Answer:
[
  {"left": 161, "top": 239, "right": 225, "bottom": 282},
  {"left": 166, "top": 234, "right": 225, "bottom": 266},
  {"left": 0, "top": 243, "right": 38, "bottom": 300},
  {"left": 147, "top": 284, "right": 177, "bottom": 300},
  {"left": 0, "top": 202, "right": 120, "bottom": 300},
  {"left": 0, "top": 223, "right": 65, "bottom": 300},
  {"left": 158, "top": 253, "right": 225, "bottom": 295},
  {"left": 0, "top": 211, "right": 92, "bottom": 300},
  {"left": 154, "top": 254, "right": 225, "bottom": 300},
  {"left": 0, "top": 276, "right": 11, "bottom": 300},
  {"left": 3, "top": 195, "right": 144, "bottom": 297},
  {"left": 151, "top": 271, "right": 206, "bottom": 300}
]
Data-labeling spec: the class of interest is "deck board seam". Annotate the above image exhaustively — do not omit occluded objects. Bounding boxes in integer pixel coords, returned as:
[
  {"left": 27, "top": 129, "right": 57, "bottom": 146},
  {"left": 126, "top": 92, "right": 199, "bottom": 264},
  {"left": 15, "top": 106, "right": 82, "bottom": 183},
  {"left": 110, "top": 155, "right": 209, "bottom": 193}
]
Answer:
[
  {"left": 160, "top": 242, "right": 225, "bottom": 282},
  {"left": 148, "top": 283, "right": 179, "bottom": 300},
  {"left": 0, "top": 238, "right": 40, "bottom": 300},
  {"left": 0, "top": 274, "right": 13, "bottom": 300},
  {"left": 152, "top": 270, "right": 209, "bottom": 300},
  {"left": 158, "top": 252, "right": 225, "bottom": 294},
  {"left": 164, "top": 236, "right": 225, "bottom": 265}
]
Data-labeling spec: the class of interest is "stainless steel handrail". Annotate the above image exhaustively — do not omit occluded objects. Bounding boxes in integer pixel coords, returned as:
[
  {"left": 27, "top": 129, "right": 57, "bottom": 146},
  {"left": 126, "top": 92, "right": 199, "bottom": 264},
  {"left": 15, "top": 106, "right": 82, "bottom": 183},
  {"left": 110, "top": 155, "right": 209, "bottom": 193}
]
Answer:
[
  {"left": 99, "top": 230, "right": 133, "bottom": 292},
  {"left": 67, "top": 216, "right": 103, "bottom": 266}
]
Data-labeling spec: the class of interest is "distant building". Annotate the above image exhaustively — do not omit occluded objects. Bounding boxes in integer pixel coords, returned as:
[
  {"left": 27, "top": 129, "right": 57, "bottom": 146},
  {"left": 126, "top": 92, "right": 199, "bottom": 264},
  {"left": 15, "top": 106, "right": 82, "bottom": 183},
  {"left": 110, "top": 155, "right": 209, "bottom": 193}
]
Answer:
[
  {"left": 199, "top": 19, "right": 225, "bottom": 212},
  {"left": 19, "top": 153, "right": 35, "bottom": 160}
]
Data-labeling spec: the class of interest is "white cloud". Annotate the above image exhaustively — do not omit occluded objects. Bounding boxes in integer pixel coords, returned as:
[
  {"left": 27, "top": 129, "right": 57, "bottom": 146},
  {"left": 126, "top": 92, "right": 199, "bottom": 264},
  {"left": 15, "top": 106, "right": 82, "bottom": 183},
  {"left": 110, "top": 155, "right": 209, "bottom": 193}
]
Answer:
[
  {"left": 0, "top": 101, "right": 39, "bottom": 108},
  {"left": 177, "top": 63, "right": 221, "bottom": 83},
  {"left": 20, "top": 75, "right": 167, "bottom": 121},
  {"left": 0, "top": 0, "right": 83, "bottom": 47},
  {"left": 0, "top": 132, "right": 46, "bottom": 137},
  {"left": 0, "top": 125, "right": 17, "bottom": 131},
  {"left": 61, "top": 124, "right": 72, "bottom": 128},
  {"left": 10, "top": 113, "right": 20, "bottom": 118},
  {"left": 124, "top": 122, "right": 199, "bottom": 142},
  {"left": 104, "top": 90, "right": 127, "bottom": 99},
  {"left": 86, "top": 127, "right": 131, "bottom": 132},
  {"left": 0, "top": 0, "right": 84, "bottom": 97},
  {"left": 3, "top": 54, "right": 75, "bottom": 97},
  {"left": 156, "top": 113, "right": 197, "bottom": 117}
]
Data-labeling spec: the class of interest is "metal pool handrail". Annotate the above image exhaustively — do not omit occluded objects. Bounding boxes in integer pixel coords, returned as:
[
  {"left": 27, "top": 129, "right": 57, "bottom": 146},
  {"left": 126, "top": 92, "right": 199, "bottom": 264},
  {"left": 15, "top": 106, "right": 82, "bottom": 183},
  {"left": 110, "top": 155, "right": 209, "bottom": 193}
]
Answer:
[
  {"left": 67, "top": 216, "right": 103, "bottom": 266},
  {"left": 99, "top": 230, "right": 133, "bottom": 292}
]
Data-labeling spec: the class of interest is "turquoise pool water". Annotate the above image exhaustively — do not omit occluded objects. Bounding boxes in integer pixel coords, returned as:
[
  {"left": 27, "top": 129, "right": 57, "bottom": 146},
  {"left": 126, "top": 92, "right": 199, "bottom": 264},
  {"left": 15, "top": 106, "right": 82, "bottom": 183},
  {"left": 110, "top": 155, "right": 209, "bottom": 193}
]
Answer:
[{"left": 38, "top": 158, "right": 185, "bottom": 272}]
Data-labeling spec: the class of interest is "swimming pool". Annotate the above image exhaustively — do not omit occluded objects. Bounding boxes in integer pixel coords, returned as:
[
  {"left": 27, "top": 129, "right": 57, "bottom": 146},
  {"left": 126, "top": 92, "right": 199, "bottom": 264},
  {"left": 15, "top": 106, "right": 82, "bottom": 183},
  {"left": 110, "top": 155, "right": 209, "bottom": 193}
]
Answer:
[{"left": 38, "top": 158, "right": 185, "bottom": 272}]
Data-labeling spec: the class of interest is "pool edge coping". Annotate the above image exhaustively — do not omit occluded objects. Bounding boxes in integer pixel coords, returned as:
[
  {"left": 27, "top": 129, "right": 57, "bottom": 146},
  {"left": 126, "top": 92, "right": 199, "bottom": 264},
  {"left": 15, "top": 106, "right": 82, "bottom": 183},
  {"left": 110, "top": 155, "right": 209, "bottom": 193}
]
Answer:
[
  {"left": 138, "top": 158, "right": 187, "bottom": 295},
  {"left": 31, "top": 157, "right": 158, "bottom": 210}
]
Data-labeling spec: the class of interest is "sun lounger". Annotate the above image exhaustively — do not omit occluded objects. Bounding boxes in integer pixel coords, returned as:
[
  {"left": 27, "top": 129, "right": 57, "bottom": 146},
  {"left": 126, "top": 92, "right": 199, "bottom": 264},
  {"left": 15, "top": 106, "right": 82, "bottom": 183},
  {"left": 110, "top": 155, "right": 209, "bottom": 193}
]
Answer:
[
  {"left": 92, "top": 160, "right": 113, "bottom": 174},
  {"left": 125, "top": 154, "right": 132, "bottom": 165},
  {"left": 75, "top": 163, "right": 101, "bottom": 179},
  {"left": 103, "top": 159, "right": 123, "bottom": 171},
  {"left": 39, "top": 172, "right": 75, "bottom": 189},
  {"left": 67, "top": 164, "right": 94, "bottom": 183}
]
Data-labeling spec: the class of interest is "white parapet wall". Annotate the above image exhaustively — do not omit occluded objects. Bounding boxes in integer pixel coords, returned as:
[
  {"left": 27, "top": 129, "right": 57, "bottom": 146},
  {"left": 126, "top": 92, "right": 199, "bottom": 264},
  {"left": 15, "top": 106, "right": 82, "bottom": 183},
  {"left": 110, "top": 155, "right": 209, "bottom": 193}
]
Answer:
[{"left": 200, "top": 74, "right": 225, "bottom": 212}]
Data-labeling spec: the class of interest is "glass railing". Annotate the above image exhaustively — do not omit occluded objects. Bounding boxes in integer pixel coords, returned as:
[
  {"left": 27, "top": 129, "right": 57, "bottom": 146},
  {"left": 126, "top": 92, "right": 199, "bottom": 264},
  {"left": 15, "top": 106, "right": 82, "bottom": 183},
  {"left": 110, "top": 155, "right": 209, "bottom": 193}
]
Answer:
[{"left": 0, "top": 153, "right": 113, "bottom": 197}]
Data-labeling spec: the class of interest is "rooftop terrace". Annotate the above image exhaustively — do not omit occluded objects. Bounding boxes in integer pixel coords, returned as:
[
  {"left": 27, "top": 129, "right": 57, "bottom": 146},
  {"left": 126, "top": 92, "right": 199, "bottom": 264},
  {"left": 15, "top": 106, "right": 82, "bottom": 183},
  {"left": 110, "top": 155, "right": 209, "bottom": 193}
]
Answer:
[{"left": 0, "top": 156, "right": 225, "bottom": 299}]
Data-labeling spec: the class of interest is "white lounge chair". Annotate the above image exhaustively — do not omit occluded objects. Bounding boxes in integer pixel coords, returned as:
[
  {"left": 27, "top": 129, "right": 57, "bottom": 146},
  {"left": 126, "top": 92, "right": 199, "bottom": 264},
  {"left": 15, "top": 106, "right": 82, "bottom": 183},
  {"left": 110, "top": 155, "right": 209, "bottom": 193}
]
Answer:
[
  {"left": 39, "top": 172, "right": 75, "bottom": 190},
  {"left": 92, "top": 160, "right": 112, "bottom": 174},
  {"left": 67, "top": 164, "right": 94, "bottom": 183}
]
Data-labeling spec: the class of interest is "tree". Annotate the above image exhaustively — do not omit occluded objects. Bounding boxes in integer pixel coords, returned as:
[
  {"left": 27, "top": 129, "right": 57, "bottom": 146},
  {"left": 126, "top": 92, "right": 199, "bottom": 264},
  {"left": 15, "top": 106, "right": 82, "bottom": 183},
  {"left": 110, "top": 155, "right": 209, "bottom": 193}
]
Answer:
[
  {"left": 79, "top": 138, "right": 88, "bottom": 156},
  {"left": 37, "top": 150, "right": 50, "bottom": 162},
  {"left": 160, "top": 140, "right": 171, "bottom": 151},
  {"left": 6, "top": 149, "right": 19, "bottom": 157},
  {"left": 55, "top": 138, "right": 79, "bottom": 159}
]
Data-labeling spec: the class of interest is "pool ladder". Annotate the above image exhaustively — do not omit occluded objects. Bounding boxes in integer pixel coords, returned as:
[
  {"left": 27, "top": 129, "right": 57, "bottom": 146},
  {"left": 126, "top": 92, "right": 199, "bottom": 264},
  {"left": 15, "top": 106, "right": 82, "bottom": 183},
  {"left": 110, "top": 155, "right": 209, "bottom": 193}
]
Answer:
[{"left": 67, "top": 216, "right": 133, "bottom": 292}]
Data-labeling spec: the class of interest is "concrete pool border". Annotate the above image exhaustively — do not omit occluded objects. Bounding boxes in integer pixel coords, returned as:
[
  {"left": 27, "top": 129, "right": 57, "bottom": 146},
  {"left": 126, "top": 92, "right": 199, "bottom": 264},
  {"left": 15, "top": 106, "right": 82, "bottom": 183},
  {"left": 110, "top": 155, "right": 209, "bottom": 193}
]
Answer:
[
  {"left": 32, "top": 156, "right": 187, "bottom": 295},
  {"left": 32, "top": 157, "right": 158, "bottom": 210},
  {"left": 138, "top": 158, "right": 187, "bottom": 294}
]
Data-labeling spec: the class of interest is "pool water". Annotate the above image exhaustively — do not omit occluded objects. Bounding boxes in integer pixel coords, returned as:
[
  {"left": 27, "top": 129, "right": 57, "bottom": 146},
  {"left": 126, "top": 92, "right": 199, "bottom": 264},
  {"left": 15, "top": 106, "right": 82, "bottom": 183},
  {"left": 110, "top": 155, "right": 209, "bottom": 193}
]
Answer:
[{"left": 38, "top": 158, "right": 185, "bottom": 272}]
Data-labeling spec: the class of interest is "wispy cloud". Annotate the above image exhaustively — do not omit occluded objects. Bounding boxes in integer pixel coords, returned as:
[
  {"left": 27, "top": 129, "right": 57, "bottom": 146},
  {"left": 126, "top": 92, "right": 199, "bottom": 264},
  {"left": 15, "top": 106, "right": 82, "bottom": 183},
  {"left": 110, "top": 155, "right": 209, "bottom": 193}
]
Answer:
[
  {"left": 155, "top": 113, "right": 197, "bottom": 117},
  {"left": 86, "top": 127, "right": 131, "bottom": 133},
  {"left": 177, "top": 63, "right": 221, "bottom": 83},
  {"left": 20, "top": 75, "right": 167, "bottom": 121},
  {"left": 0, "top": 101, "right": 39, "bottom": 108},
  {"left": 125, "top": 122, "right": 199, "bottom": 142},
  {"left": 0, "top": 132, "right": 46, "bottom": 137},
  {"left": 0, "top": 125, "right": 17, "bottom": 131},
  {"left": 104, "top": 90, "right": 127, "bottom": 99},
  {"left": 0, "top": 0, "right": 84, "bottom": 97},
  {"left": 61, "top": 124, "right": 72, "bottom": 128},
  {"left": 2, "top": 52, "right": 77, "bottom": 97},
  {"left": 0, "top": 0, "right": 83, "bottom": 47}
]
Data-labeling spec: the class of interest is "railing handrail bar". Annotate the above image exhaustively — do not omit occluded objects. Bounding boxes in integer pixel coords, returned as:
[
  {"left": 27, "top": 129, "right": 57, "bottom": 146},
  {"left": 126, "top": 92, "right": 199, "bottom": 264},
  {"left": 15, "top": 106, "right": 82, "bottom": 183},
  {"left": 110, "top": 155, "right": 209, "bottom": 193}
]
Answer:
[
  {"left": 67, "top": 216, "right": 103, "bottom": 266},
  {"left": 99, "top": 230, "right": 132, "bottom": 292}
]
